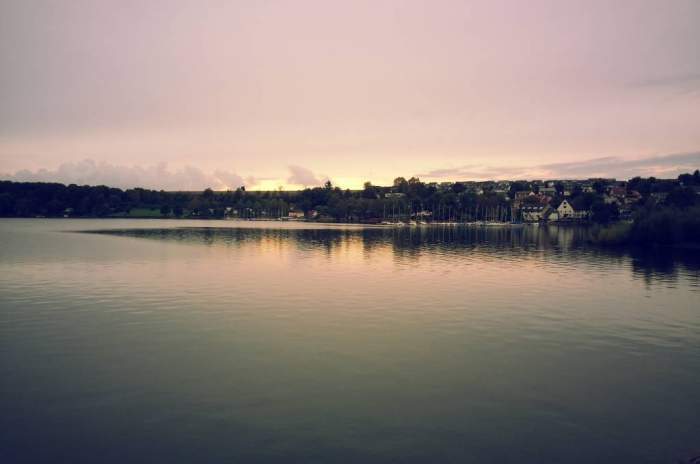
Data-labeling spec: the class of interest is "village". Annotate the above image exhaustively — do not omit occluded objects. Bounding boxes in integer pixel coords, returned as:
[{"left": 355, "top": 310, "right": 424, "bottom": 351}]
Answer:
[{"left": 273, "top": 177, "right": 664, "bottom": 225}]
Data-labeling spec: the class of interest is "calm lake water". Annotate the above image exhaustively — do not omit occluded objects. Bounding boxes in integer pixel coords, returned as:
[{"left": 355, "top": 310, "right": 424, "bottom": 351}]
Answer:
[{"left": 1, "top": 219, "right": 699, "bottom": 463}]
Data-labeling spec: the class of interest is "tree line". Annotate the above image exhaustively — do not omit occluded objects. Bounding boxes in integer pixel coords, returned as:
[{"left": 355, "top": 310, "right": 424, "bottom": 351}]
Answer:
[
  {"left": 0, "top": 177, "right": 509, "bottom": 221},
  {"left": 1, "top": 171, "right": 699, "bottom": 225}
]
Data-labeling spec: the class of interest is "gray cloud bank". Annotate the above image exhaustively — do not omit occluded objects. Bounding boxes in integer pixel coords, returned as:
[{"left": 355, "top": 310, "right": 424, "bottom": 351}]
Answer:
[
  {"left": 0, "top": 160, "right": 330, "bottom": 190},
  {"left": 0, "top": 160, "right": 248, "bottom": 191},
  {"left": 418, "top": 152, "right": 700, "bottom": 181}
]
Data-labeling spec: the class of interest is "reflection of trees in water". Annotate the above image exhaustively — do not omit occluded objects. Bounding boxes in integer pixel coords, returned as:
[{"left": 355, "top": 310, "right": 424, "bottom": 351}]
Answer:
[
  {"left": 606, "top": 246, "right": 700, "bottom": 286},
  {"left": 87, "top": 226, "right": 700, "bottom": 282}
]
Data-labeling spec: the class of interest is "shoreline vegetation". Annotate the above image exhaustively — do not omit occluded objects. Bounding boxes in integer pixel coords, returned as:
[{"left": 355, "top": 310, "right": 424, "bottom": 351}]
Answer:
[
  {"left": 589, "top": 206, "right": 700, "bottom": 248},
  {"left": 2, "top": 170, "right": 699, "bottom": 247}
]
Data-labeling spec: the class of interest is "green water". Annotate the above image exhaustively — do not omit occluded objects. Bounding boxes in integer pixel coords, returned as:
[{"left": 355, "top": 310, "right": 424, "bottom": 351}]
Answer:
[{"left": 1, "top": 219, "right": 699, "bottom": 463}]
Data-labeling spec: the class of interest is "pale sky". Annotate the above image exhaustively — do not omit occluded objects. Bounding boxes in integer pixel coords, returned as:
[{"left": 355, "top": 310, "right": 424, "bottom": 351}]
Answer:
[{"left": 1, "top": 0, "right": 699, "bottom": 190}]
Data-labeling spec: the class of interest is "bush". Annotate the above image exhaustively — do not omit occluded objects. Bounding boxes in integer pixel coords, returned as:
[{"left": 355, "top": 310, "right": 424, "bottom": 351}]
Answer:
[
  {"left": 591, "top": 206, "right": 700, "bottom": 247},
  {"left": 629, "top": 207, "right": 699, "bottom": 245}
]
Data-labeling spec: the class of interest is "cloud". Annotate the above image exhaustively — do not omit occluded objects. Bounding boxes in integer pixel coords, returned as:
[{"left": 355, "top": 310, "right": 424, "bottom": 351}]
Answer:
[
  {"left": 1, "top": 159, "right": 251, "bottom": 190},
  {"left": 536, "top": 152, "right": 700, "bottom": 178},
  {"left": 286, "top": 165, "right": 321, "bottom": 186},
  {"left": 631, "top": 73, "right": 700, "bottom": 97},
  {"left": 417, "top": 151, "right": 700, "bottom": 181},
  {"left": 213, "top": 170, "right": 246, "bottom": 190}
]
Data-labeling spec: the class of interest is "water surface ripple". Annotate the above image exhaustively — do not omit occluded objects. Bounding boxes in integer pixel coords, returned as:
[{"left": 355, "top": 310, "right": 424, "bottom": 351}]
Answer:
[{"left": 1, "top": 219, "right": 699, "bottom": 463}]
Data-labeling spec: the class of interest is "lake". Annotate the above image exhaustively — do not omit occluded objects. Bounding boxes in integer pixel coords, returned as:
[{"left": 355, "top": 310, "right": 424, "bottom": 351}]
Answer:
[{"left": 1, "top": 219, "right": 699, "bottom": 463}]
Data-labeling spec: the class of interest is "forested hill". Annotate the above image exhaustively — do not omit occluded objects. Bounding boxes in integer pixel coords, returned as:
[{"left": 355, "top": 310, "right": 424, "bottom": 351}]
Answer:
[{"left": 1, "top": 171, "right": 699, "bottom": 224}]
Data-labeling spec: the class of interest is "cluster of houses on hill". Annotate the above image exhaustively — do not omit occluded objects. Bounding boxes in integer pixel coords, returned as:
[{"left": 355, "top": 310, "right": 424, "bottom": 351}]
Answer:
[
  {"left": 415, "top": 178, "right": 645, "bottom": 223},
  {"left": 512, "top": 181, "right": 643, "bottom": 223},
  {"left": 424, "top": 178, "right": 646, "bottom": 223}
]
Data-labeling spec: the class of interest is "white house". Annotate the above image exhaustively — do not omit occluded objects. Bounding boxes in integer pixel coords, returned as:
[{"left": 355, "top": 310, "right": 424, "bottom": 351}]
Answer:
[{"left": 557, "top": 199, "right": 588, "bottom": 220}]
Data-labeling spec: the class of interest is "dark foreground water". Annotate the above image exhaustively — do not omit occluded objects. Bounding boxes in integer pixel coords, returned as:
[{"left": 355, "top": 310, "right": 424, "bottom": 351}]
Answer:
[{"left": 1, "top": 219, "right": 699, "bottom": 463}]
